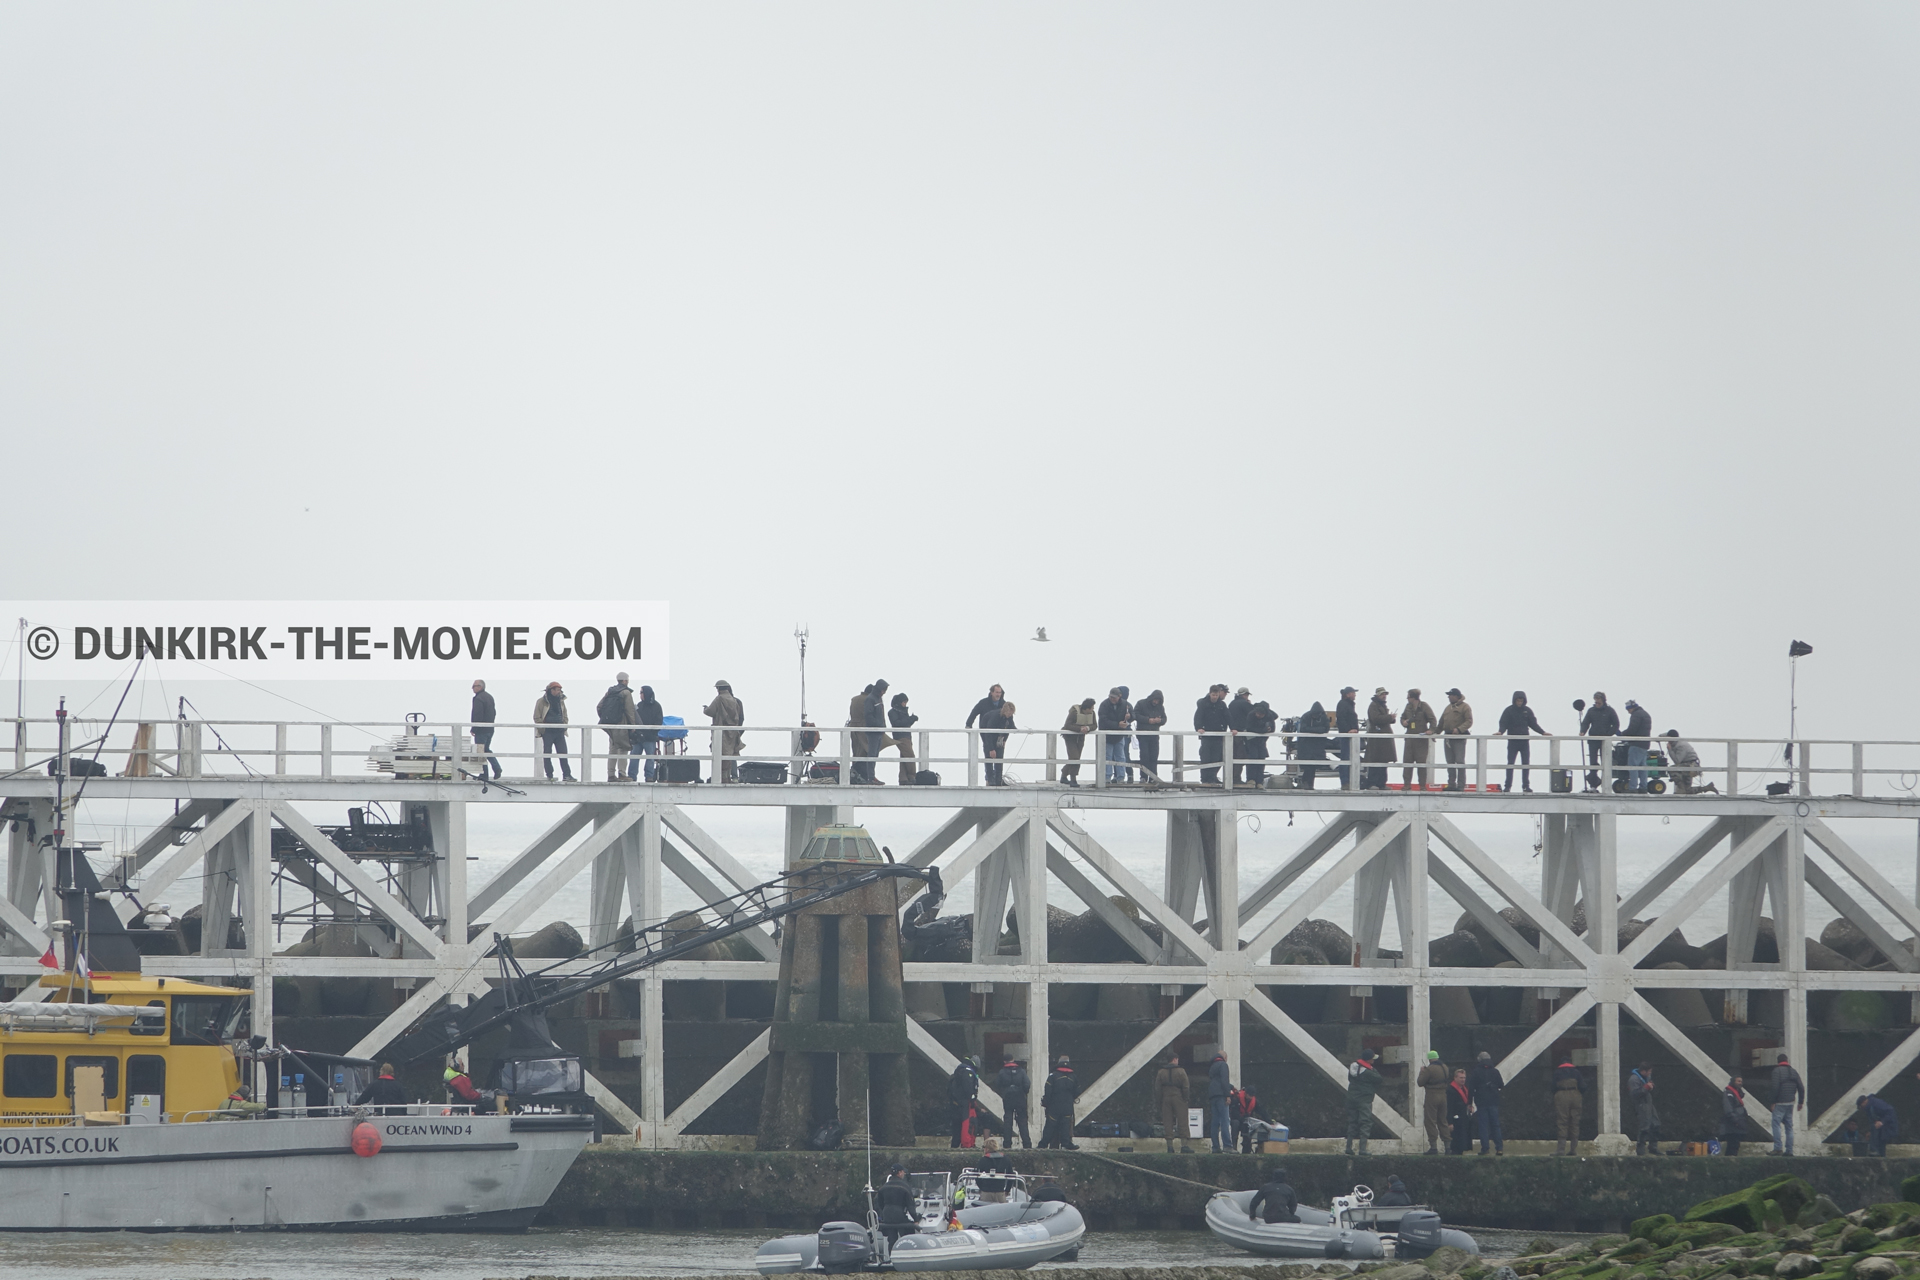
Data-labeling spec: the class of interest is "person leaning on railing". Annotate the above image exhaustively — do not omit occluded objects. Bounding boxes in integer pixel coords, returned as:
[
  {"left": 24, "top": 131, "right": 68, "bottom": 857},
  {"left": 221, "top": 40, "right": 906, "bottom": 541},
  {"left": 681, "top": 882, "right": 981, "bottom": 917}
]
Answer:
[
  {"left": 1059, "top": 699, "right": 1095, "bottom": 787},
  {"left": 1621, "top": 699, "right": 1654, "bottom": 794},
  {"left": 1578, "top": 692, "right": 1620, "bottom": 792}
]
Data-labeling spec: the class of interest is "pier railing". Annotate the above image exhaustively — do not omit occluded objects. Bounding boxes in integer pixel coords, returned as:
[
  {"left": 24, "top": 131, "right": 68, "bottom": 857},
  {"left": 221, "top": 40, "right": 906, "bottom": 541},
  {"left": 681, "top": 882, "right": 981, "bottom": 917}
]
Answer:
[{"left": 9, "top": 716, "right": 1919, "bottom": 798}]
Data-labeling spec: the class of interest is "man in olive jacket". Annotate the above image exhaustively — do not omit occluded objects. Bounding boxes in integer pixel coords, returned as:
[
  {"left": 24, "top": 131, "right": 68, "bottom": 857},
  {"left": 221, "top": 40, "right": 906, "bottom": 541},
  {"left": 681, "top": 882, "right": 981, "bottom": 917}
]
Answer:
[
  {"left": 1155, "top": 1053, "right": 1190, "bottom": 1153},
  {"left": 1417, "top": 1050, "right": 1452, "bottom": 1153},
  {"left": 704, "top": 680, "right": 743, "bottom": 783},
  {"left": 1401, "top": 689, "right": 1437, "bottom": 790},
  {"left": 533, "top": 683, "right": 572, "bottom": 781},
  {"left": 1438, "top": 689, "right": 1473, "bottom": 790}
]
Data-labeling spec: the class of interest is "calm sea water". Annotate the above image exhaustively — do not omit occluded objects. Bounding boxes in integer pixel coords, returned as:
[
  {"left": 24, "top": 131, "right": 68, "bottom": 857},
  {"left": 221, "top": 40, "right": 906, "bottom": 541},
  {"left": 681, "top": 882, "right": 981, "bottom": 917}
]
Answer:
[{"left": 0, "top": 1224, "right": 1585, "bottom": 1280}]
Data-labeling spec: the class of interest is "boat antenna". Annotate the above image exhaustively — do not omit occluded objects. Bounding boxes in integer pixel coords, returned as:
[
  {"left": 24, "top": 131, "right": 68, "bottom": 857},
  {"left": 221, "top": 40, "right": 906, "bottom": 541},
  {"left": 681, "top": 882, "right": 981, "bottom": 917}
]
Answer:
[
  {"left": 794, "top": 624, "right": 810, "bottom": 723},
  {"left": 14, "top": 617, "right": 24, "bottom": 725}
]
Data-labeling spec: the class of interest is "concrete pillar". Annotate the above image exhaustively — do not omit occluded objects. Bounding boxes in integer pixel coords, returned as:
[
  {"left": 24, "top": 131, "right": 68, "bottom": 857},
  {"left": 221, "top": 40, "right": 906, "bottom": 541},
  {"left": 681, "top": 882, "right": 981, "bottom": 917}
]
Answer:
[
  {"left": 1594, "top": 811, "right": 1625, "bottom": 1148},
  {"left": 1406, "top": 818, "right": 1431, "bottom": 1146},
  {"left": 248, "top": 801, "right": 274, "bottom": 1045},
  {"left": 1023, "top": 812, "right": 1049, "bottom": 1090}
]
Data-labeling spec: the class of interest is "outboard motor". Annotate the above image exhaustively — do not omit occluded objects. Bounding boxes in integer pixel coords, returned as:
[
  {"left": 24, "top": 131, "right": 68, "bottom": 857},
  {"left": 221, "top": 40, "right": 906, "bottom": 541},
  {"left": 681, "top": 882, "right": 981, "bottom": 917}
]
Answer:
[
  {"left": 816, "top": 1221, "right": 877, "bottom": 1273},
  {"left": 1395, "top": 1210, "right": 1445, "bottom": 1256}
]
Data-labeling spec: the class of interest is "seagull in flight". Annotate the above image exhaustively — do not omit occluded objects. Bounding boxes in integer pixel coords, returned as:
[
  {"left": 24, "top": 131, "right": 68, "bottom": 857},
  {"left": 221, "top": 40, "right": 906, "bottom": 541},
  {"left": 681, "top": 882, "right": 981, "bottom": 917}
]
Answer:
[{"left": 1032, "top": 627, "right": 1049, "bottom": 642}]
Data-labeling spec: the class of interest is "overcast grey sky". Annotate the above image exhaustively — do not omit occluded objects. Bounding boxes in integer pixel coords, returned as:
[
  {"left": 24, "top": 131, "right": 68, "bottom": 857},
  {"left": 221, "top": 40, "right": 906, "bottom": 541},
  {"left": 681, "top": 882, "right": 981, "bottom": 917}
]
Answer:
[{"left": 3, "top": 3, "right": 1916, "bottom": 750}]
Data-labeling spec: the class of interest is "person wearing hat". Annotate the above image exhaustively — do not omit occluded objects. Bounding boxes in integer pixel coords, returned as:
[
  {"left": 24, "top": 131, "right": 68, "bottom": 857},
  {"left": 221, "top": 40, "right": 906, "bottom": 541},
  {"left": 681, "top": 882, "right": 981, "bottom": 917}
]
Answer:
[
  {"left": 1195, "top": 685, "right": 1232, "bottom": 787},
  {"left": 886, "top": 690, "right": 919, "bottom": 786},
  {"left": 1099, "top": 687, "right": 1133, "bottom": 784},
  {"left": 1246, "top": 699, "right": 1278, "bottom": 786},
  {"left": 532, "top": 681, "right": 572, "bottom": 781},
  {"left": 876, "top": 1162, "right": 916, "bottom": 1240},
  {"left": 1663, "top": 730, "right": 1716, "bottom": 795},
  {"left": 1227, "top": 687, "right": 1254, "bottom": 786},
  {"left": 996, "top": 1054, "right": 1032, "bottom": 1148},
  {"left": 1155, "top": 1052, "right": 1191, "bottom": 1152},
  {"left": 703, "top": 680, "right": 744, "bottom": 783},
  {"left": 1361, "top": 688, "right": 1396, "bottom": 790},
  {"left": 1400, "top": 689, "right": 1437, "bottom": 790},
  {"left": 1039, "top": 1055, "right": 1080, "bottom": 1149},
  {"left": 1377, "top": 1173, "right": 1413, "bottom": 1206},
  {"left": 1334, "top": 687, "right": 1361, "bottom": 788},
  {"left": 1578, "top": 692, "right": 1621, "bottom": 792},
  {"left": 1416, "top": 1049, "right": 1452, "bottom": 1154},
  {"left": 1620, "top": 698, "right": 1654, "bottom": 793},
  {"left": 1497, "top": 692, "right": 1549, "bottom": 794},
  {"left": 1438, "top": 688, "right": 1473, "bottom": 791}
]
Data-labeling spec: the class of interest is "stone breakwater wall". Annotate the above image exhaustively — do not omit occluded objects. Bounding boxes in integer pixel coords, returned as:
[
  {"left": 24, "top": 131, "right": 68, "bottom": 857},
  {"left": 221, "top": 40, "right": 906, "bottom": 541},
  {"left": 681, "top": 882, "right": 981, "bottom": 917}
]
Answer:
[
  {"left": 537, "top": 1150, "right": 1920, "bottom": 1233},
  {"left": 489, "top": 1270, "right": 1351, "bottom": 1280}
]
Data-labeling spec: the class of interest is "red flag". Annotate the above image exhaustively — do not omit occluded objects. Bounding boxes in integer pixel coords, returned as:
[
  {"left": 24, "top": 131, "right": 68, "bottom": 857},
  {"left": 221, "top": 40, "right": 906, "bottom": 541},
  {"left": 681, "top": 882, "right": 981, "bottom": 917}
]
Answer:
[{"left": 37, "top": 946, "right": 56, "bottom": 969}]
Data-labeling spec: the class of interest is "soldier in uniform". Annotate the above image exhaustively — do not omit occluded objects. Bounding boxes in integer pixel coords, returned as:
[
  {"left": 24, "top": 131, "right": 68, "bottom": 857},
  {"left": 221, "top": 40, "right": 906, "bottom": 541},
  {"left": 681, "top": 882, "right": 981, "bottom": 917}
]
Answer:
[{"left": 1438, "top": 689, "right": 1473, "bottom": 791}]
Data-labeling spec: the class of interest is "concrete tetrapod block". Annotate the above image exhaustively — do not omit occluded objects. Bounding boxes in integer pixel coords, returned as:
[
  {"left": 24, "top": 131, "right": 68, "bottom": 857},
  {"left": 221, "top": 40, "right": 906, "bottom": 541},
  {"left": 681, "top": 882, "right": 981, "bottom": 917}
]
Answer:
[
  {"left": 1646, "top": 962, "right": 1716, "bottom": 1027},
  {"left": 1432, "top": 985, "right": 1480, "bottom": 1026}
]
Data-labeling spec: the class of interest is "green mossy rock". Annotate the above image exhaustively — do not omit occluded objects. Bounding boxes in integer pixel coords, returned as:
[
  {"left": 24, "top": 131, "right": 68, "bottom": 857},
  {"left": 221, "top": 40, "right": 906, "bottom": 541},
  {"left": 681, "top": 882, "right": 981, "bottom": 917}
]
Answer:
[
  {"left": 1636, "top": 1216, "right": 1680, "bottom": 1242},
  {"left": 1724, "top": 1234, "right": 1777, "bottom": 1248},
  {"left": 1662, "top": 1223, "right": 1747, "bottom": 1249},
  {"left": 1900, "top": 1177, "right": 1920, "bottom": 1207},
  {"left": 1816, "top": 1221, "right": 1850, "bottom": 1240},
  {"left": 1843, "top": 1227, "right": 1881, "bottom": 1251},
  {"left": 1861, "top": 1205, "right": 1920, "bottom": 1231},
  {"left": 1688, "top": 1178, "right": 1818, "bottom": 1235}
]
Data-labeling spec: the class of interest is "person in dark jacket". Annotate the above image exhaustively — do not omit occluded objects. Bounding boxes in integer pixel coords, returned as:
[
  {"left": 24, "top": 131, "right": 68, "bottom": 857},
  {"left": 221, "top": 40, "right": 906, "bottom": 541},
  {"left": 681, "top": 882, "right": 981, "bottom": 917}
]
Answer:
[
  {"left": 533, "top": 683, "right": 572, "bottom": 781},
  {"left": 1468, "top": 1052, "right": 1505, "bottom": 1155},
  {"left": 1134, "top": 690, "right": 1168, "bottom": 779},
  {"left": 1361, "top": 688, "right": 1395, "bottom": 790},
  {"left": 1721, "top": 1077, "right": 1750, "bottom": 1155},
  {"left": 966, "top": 686, "right": 1005, "bottom": 728},
  {"left": 980, "top": 701, "right": 1016, "bottom": 786},
  {"left": 1247, "top": 1168, "right": 1298, "bottom": 1223},
  {"left": 861, "top": 680, "right": 890, "bottom": 784},
  {"left": 996, "top": 1056, "right": 1032, "bottom": 1149},
  {"left": 1629, "top": 1062, "right": 1660, "bottom": 1155},
  {"left": 632, "top": 685, "right": 663, "bottom": 780},
  {"left": 948, "top": 1056, "right": 980, "bottom": 1148},
  {"left": 1098, "top": 688, "right": 1133, "bottom": 783},
  {"left": 1376, "top": 1174, "right": 1413, "bottom": 1206},
  {"left": 1551, "top": 1058, "right": 1587, "bottom": 1156},
  {"left": 888, "top": 692, "right": 919, "bottom": 786},
  {"left": 597, "top": 674, "right": 638, "bottom": 782},
  {"left": 1245, "top": 702, "right": 1278, "bottom": 785},
  {"left": 470, "top": 679, "right": 501, "bottom": 779},
  {"left": 1579, "top": 693, "right": 1621, "bottom": 792},
  {"left": 876, "top": 1164, "right": 916, "bottom": 1240},
  {"left": 1039, "top": 1056, "right": 1079, "bottom": 1149},
  {"left": 1334, "top": 687, "right": 1361, "bottom": 789},
  {"left": 1498, "top": 692, "right": 1549, "bottom": 794},
  {"left": 1860, "top": 1093, "right": 1898, "bottom": 1156},
  {"left": 1207, "top": 1051, "right": 1233, "bottom": 1152},
  {"left": 1446, "top": 1068, "right": 1474, "bottom": 1155},
  {"left": 1620, "top": 699, "right": 1654, "bottom": 793},
  {"left": 355, "top": 1062, "right": 408, "bottom": 1112},
  {"left": 1346, "top": 1050, "right": 1385, "bottom": 1154},
  {"left": 1296, "top": 701, "right": 1331, "bottom": 789},
  {"left": 1770, "top": 1053, "right": 1805, "bottom": 1156},
  {"left": 1227, "top": 687, "right": 1254, "bottom": 786},
  {"left": 1195, "top": 686, "right": 1231, "bottom": 786}
]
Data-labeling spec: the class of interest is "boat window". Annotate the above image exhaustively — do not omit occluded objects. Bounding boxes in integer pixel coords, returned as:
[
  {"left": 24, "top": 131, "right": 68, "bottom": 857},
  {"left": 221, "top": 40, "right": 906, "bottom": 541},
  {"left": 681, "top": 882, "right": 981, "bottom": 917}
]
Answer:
[
  {"left": 65, "top": 1056, "right": 119, "bottom": 1100},
  {"left": 170, "top": 994, "right": 248, "bottom": 1046},
  {"left": 126, "top": 1055, "right": 165, "bottom": 1099},
  {"left": 2, "top": 1055, "right": 57, "bottom": 1098},
  {"left": 131, "top": 1001, "right": 166, "bottom": 1037}
]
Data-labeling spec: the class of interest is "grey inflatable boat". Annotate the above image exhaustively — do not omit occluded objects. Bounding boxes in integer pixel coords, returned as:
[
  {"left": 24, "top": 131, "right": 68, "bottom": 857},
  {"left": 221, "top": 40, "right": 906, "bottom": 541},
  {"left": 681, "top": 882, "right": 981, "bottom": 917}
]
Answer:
[
  {"left": 1206, "top": 1187, "right": 1478, "bottom": 1260},
  {"left": 757, "top": 1168, "right": 1086, "bottom": 1273}
]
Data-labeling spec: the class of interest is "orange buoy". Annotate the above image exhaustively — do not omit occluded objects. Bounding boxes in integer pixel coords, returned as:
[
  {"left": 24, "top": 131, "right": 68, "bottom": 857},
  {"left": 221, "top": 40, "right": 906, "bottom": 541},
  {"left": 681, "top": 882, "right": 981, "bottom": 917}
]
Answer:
[{"left": 351, "top": 1121, "right": 383, "bottom": 1157}]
